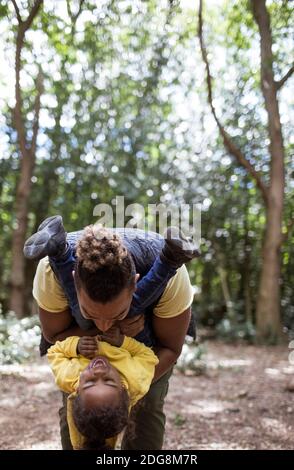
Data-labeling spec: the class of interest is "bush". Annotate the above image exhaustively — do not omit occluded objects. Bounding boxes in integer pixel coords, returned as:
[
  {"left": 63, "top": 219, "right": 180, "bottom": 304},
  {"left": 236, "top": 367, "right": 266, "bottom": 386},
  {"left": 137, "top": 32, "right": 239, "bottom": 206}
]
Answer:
[
  {"left": 216, "top": 318, "right": 256, "bottom": 343},
  {"left": 176, "top": 338, "right": 207, "bottom": 375},
  {"left": 0, "top": 311, "right": 41, "bottom": 364}
]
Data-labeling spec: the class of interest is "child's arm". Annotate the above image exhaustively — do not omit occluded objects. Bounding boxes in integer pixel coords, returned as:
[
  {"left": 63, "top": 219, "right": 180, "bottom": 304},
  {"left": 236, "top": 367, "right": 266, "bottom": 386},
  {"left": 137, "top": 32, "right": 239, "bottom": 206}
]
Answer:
[
  {"left": 121, "top": 336, "right": 159, "bottom": 369},
  {"left": 47, "top": 336, "right": 91, "bottom": 394},
  {"left": 121, "top": 337, "right": 159, "bottom": 402},
  {"left": 98, "top": 327, "right": 158, "bottom": 365}
]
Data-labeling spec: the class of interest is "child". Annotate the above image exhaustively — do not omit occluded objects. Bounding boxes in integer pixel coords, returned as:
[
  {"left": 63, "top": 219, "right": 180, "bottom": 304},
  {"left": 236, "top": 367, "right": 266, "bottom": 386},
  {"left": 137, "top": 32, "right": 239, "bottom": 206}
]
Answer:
[{"left": 47, "top": 329, "right": 158, "bottom": 450}]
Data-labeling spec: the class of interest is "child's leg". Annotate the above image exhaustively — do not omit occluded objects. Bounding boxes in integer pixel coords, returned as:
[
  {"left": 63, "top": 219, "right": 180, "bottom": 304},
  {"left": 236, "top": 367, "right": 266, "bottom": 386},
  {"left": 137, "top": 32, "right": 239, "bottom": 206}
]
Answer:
[
  {"left": 23, "top": 215, "right": 67, "bottom": 260},
  {"left": 23, "top": 215, "right": 75, "bottom": 299},
  {"left": 23, "top": 216, "right": 93, "bottom": 329},
  {"left": 129, "top": 227, "right": 200, "bottom": 316},
  {"left": 49, "top": 236, "right": 94, "bottom": 330},
  {"left": 130, "top": 255, "right": 177, "bottom": 316}
]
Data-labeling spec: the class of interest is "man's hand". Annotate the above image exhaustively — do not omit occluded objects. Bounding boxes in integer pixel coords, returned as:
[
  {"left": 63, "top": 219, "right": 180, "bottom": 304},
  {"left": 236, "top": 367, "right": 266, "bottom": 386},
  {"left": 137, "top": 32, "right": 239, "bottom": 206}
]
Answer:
[
  {"left": 118, "top": 314, "right": 145, "bottom": 337},
  {"left": 98, "top": 326, "right": 125, "bottom": 347},
  {"left": 77, "top": 336, "right": 98, "bottom": 359}
]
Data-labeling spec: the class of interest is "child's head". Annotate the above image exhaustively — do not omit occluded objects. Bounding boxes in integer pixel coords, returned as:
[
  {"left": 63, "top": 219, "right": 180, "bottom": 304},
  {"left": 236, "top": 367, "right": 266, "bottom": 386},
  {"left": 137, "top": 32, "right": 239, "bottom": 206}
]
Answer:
[{"left": 73, "top": 356, "right": 129, "bottom": 449}]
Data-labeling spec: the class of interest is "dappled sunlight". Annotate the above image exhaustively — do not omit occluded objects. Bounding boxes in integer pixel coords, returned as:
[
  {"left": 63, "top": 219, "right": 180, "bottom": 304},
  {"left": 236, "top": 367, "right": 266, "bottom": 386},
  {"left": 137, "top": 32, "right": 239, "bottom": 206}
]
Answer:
[
  {"left": 282, "top": 366, "right": 294, "bottom": 375},
  {"left": 264, "top": 368, "right": 283, "bottom": 379},
  {"left": 206, "top": 358, "right": 253, "bottom": 370},
  {"left": 0, "top": 363, "right": 54, "bottom": 382},
  {"left": 201, "top": 442, "right": 249, "bottom": 450},
  {"left": 261, "top": 418, "right": 289, "bottom": 438},
  {"left": 29, "top": 440, "right": 61, "bottom": 450},
  {"left": 184, "top": 399, "right": 227, "bottom": 416},
  {"left": 31, "top": 381, "right": 57, "bottom": 395},
  {"left": 0, "top": 396, "right": 23, "bottom": 408}
]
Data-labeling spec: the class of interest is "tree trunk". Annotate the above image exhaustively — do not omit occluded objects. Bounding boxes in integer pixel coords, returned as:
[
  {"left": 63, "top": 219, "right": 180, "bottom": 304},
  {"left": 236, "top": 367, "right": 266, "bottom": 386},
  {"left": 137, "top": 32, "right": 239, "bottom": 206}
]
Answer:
[
  {"left": 251, "top": 0, "right": 285, "bottom": 342},
  {"left": 241, "top": 239, "right": 253, "bottom": 325},
  {"left": 10, "top": 151, "right": 35, "bottom": 317},
  {"left": 214, "top": 242, "right": 235, "bottom": 320},
  {"left": 243, "top": 192, "right": 253, "bottom": 324},
  {"left": 198, "top": 0, "right": 287, "bottom": 342},
  {"left": 9, "top": 1, "right": 43, "bottom": 317},
  {"left": 256, "top": 204, "right": 283, "bottom": 341},
  {"left": 244, "top": 263, "right": 253, "bottom": 324}
]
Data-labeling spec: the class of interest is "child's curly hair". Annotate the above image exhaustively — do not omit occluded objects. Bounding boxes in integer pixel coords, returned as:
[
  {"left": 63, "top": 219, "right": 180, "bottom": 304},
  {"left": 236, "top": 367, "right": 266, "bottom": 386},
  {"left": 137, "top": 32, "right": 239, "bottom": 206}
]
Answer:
[
  {"left": 72, "top": 387, "right": 130, "bottom": 450},
  {"left": 75, "top": 225, "right": 136, "bottom": 302}
]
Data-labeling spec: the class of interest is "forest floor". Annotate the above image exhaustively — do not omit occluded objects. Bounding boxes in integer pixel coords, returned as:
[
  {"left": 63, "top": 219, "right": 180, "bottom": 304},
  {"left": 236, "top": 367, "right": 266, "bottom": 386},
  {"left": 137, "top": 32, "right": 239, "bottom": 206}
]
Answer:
[{"left": 0, "top": 340, "right": 293, "bottom": 450}]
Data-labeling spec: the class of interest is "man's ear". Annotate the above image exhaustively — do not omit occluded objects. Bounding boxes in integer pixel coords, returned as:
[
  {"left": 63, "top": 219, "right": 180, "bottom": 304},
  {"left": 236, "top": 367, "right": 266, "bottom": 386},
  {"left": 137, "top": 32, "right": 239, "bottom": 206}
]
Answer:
[{"left": 134, "top": 273, "right": 140, "bottom": 292}]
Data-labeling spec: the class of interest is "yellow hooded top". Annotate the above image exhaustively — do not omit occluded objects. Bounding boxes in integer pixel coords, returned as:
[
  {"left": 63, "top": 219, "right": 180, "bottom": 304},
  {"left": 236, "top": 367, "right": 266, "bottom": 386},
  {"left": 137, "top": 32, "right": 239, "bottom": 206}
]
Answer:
[{"left": 47, "top": 336, "right": 158, "bottom": 449}]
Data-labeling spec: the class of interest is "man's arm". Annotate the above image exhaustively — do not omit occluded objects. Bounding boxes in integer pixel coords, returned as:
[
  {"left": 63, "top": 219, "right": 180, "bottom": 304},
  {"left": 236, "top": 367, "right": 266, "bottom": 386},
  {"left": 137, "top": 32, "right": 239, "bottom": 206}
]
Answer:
[
  {"left": 39, "top": 307, "right": 99, "bottom": 344},
  {"left": 152, "top": 307, "right": 191, "bottom": 382}
]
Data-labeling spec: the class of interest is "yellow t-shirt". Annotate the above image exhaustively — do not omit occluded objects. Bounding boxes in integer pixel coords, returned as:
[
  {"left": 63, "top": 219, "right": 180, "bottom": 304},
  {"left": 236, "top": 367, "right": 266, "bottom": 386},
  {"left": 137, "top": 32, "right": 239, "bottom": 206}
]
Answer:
[{"left": 33, "top": 257, "right": 194, "bottom": 317}]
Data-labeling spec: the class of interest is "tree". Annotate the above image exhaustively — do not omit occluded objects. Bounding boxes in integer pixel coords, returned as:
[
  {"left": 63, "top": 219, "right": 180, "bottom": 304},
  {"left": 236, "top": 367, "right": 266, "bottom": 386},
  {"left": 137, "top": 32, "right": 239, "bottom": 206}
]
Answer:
[
  {"left": 198, "top": 0, "right": 293, "bottom": 342},
  {"left": 9, "top": 0, "right": 44, "bottom": 317}
]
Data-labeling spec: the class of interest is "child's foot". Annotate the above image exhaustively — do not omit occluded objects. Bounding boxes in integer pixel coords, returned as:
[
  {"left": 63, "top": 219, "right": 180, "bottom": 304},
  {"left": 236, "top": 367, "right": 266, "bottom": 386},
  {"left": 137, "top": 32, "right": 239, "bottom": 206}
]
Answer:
[
  {"left": 23, "top": 215, "right": 67, "bottom": 260},
  {"left": 160, "top": 226, "right": 200, "bottom": 269}
]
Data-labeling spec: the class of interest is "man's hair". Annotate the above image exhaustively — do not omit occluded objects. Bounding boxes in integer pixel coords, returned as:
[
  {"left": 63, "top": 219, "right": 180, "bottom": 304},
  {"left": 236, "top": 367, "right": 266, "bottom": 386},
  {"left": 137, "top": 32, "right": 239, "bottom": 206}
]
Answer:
[
  {"left": 72, "top": 387, "right": 130, "bottom": 450},
  {"left": 75, "top": 225, "right": 136, "bottom": 303}
]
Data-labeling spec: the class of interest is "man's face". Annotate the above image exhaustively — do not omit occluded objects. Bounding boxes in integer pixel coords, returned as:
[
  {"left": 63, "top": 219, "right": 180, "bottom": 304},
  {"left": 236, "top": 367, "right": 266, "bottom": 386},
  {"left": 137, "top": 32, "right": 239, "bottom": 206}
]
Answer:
[{"left": 76, "top": 281, "right": 135, "bottom": 332}]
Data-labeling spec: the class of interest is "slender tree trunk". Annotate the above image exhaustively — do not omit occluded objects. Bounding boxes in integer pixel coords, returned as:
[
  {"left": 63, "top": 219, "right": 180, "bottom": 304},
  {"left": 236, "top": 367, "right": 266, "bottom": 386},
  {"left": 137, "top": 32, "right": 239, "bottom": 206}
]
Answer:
[
  {"left": 251, "top": 0, "right": 285, "bottom": 342},
  {"left": 243, "top": 191, "right": 253, "bottom": 323},
  {"left": 217, "top": 266, "right": 234, "bottom": 320},
  {"left": 10, "top": 151, "right": 35, "bottom": 317},
  {"left": 256, "top": 204, "right": 283, "bottom": 340},
  {"left": 9, "top": 0, "right": 43, "bottom": 317},
  {"left": 213, "top": 242, "right": 235, "bottom": 320},
  {"left": 240, "top": 236, "right": 253, "bottom": 324}
]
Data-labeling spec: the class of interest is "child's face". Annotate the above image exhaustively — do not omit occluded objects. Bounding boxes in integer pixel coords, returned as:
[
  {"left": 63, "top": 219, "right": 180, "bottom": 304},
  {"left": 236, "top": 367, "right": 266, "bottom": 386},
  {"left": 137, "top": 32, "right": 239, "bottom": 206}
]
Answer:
[{"left": 78, "top": 356, "right": 123, "bottom": 410}]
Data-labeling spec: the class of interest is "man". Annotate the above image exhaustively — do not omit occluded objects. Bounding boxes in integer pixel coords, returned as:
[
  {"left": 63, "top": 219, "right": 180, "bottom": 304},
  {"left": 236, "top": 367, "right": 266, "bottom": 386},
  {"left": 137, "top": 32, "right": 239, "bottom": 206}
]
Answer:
[{"left": 25, "top": 216, "right": 197, "bottom": 449}]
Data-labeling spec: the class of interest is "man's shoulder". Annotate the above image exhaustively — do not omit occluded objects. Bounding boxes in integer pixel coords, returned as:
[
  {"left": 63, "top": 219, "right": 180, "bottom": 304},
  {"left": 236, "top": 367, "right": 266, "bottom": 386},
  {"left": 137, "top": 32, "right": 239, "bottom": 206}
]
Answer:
[
  {"left": 34, "top": 256, "right": 54, "bottom": 286},
  {"left": 154, "top": 265, "right": 195, "bottom": 319},
  {"left": 33, "top": 257, "right": 68, "bottom": 312}
]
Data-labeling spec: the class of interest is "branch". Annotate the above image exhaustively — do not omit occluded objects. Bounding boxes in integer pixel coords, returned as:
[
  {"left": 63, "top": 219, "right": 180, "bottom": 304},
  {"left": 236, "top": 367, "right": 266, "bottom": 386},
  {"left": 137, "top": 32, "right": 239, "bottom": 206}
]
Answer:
[
  {"left": 66, "top": 0, "right": 85, "bottom": 25},
  {"left": 14, "top": 26, "right": 27, "bottom": 157},
  {"left": 30, "top": 68, "right": 44, "bottom": 157},
  {"left": 198, "top": 0, "right": 269, "bottom": 204},
  {"left": 11, "top": 0, "right": 22, "bottom": 23},
  {"left": 276, "top": 65, "right": 294, "bottom": 90},
  {"left": 13, "top": 0, "right": 43, "bottom": 157},
  {"left": 23, "top": 0, "right": 43, "bottom": 33}
]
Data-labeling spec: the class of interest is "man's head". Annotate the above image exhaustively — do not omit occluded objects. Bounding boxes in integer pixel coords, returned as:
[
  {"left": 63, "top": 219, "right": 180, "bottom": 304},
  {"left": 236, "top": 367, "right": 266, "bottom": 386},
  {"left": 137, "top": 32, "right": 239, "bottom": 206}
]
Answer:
[{"left": 73, "top": 225, "right": 139, "bottom": 332}]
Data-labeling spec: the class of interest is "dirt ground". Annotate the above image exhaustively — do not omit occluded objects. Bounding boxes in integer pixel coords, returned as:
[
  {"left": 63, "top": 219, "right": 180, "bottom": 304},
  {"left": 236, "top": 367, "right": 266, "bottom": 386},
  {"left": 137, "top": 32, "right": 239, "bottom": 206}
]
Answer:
[{"left": 0, "top": 340, "right": 293, "bottom": 450}]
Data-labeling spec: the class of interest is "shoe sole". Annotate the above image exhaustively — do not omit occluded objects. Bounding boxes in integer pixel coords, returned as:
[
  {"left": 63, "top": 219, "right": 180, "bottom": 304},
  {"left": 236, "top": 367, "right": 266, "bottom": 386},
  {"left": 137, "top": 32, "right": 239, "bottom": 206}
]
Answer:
[{"left": 23, "top": 215, "right": 65, "bottom": 260}]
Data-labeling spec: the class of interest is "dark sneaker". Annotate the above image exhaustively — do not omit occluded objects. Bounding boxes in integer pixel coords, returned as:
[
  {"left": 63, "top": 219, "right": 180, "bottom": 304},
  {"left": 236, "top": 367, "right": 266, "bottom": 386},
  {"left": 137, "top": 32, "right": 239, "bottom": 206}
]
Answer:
[
  {"left": 160, "top": 226, "right": 200, "bottom": 269},
  {"left": 23, "top": 215, "right": 67, "bottom": 260}
]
